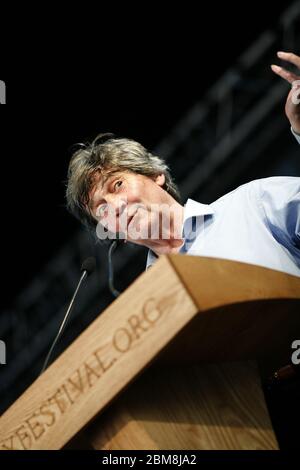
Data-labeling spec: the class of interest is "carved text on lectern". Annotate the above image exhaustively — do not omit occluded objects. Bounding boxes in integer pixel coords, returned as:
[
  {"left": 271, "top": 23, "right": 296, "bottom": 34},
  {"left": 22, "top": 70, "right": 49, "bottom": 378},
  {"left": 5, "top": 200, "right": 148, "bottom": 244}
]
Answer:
[{"left": 0, "top": 294, "right": 176, "bottom": 450}]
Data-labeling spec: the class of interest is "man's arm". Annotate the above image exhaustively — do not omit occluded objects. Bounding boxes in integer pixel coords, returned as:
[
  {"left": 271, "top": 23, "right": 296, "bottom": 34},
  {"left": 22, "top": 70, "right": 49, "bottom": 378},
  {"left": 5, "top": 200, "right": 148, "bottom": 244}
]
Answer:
[{"left": 271, "top": 51, "right": 300, "bottom": 143}]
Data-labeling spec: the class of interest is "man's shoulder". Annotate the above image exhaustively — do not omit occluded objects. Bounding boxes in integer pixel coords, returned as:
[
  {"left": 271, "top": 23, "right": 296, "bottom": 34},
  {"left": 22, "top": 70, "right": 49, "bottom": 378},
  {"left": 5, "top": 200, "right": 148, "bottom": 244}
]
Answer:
[
  {"left": 213, "top": 177, "right": 299, "bottom": 206},
  {"left": 212, "top": 178, "right": 261, "bottom": 206}
]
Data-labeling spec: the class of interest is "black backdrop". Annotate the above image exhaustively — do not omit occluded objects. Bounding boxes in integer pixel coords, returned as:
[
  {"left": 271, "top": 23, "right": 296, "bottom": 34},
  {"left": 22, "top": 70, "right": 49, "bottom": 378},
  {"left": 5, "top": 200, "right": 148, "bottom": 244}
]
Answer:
[{"left": 0, "top": 1, "right": 288, "bottom": 307}]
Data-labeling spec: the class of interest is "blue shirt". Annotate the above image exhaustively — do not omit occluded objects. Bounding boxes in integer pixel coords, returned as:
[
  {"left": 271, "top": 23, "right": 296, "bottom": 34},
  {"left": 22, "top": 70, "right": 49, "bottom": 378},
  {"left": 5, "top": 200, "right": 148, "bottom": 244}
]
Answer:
[{"left": 146, "top": 177, "right": 300, "bottom": 277}]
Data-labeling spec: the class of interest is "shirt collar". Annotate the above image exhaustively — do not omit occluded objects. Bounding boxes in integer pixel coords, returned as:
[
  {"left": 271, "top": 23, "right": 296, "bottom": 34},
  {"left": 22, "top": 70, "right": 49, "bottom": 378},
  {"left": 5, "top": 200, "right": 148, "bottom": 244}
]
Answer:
[
  {"left": 183, "top": 198, "right": 215, "bottom": 223},
  {"left": 146, "top": 198, "right": 214, "bottom": 269}
]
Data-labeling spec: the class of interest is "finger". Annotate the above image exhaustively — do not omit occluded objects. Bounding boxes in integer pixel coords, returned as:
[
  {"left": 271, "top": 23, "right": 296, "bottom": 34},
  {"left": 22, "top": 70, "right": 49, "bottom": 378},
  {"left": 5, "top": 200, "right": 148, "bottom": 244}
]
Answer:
[
  {"left": 277, "top": 51, "right": 300, "bottom": 69},
  {"left": 271, "top": 64, "right": 299, "bottom": 84}
]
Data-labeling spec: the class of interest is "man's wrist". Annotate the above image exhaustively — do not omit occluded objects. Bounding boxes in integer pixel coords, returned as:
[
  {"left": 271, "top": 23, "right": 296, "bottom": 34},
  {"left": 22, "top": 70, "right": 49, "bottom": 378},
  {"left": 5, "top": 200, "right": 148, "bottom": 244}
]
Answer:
[
  {"left": 292, "top": 127, "right": 300, "bottom": 136},
  {"left": 290, "top": 119, "right": 300, "bottom": 135},
  {"left": 291, "top": 126, "right": 300, "bottom": 144}
]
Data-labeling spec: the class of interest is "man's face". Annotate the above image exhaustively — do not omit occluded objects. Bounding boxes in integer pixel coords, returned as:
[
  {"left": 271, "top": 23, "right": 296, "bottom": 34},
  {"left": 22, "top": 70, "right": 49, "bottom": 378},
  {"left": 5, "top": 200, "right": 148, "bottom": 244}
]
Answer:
[{"left": 89, "top": 170, "right": 179, "bottom": 245}]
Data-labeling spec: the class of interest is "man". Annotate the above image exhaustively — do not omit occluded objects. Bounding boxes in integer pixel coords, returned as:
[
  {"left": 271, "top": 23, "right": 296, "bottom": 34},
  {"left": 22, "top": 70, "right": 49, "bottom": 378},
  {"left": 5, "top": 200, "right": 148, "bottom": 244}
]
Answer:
[{"left": 66, "top": 52, "right": 300, "bottom": 276}]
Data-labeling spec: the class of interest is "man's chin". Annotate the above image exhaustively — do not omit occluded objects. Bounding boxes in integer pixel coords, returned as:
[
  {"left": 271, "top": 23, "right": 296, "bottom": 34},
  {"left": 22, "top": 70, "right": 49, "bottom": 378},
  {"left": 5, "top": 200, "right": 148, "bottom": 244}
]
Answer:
[{"left": 125, "top": 232, "right": 149, "bottom": 244}]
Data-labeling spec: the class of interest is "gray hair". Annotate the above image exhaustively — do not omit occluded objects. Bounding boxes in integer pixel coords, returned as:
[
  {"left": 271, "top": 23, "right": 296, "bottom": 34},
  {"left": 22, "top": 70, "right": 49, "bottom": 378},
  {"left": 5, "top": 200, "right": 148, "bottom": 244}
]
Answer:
[{"left": 66, "top": 133, "right": 181, "bottom": 230}]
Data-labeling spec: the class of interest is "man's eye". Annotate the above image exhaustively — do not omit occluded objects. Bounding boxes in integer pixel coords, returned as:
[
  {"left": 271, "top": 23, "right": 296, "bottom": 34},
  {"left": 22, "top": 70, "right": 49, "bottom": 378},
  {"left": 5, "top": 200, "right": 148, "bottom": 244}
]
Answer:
[{"left": 114, "top": 180, "right": 122, "bottom": 190}]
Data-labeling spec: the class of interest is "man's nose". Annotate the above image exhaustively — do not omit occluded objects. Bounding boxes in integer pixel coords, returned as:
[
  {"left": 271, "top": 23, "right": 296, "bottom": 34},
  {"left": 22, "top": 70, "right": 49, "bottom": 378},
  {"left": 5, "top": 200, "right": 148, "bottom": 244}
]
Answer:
[{"left": 105, "top": 197, "right": 127, "bottom": 217}]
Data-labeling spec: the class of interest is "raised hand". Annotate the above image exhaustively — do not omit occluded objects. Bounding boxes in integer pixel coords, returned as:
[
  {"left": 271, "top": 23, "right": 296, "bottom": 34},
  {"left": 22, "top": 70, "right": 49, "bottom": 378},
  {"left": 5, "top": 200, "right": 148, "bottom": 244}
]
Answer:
[{"left": 271, "top": 51, "right": 300, "bottom": 134}]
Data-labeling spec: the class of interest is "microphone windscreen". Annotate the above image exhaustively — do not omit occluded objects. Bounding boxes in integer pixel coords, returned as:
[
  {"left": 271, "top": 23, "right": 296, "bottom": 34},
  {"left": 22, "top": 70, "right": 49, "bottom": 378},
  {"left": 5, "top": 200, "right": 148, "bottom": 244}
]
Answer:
[{"left": 81, "top": 257, "right": 96, "bottom": 276}]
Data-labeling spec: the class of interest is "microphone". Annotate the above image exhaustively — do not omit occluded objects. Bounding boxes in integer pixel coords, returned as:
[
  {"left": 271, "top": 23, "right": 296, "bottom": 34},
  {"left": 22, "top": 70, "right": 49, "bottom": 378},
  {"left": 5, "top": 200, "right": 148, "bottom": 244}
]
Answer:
[
  {"left": 40, "top": 256, "right": 96, "bottom": 375},
  {"left": 81, "top": 256, "right": 96, "bottom": 277}
]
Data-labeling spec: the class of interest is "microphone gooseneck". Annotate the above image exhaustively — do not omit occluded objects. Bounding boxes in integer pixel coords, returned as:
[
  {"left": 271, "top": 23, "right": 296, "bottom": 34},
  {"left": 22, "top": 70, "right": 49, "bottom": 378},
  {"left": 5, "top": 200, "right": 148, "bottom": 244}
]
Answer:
[{"left": 40, "top": 257, "right": 96, "bottom": 375}]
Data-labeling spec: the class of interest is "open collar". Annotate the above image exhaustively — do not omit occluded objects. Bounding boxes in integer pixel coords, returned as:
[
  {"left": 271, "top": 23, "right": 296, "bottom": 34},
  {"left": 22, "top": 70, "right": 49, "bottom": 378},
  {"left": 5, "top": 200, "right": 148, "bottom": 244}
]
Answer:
[{"left": 146, "top": 198, "right": 214, "bottom": 269}]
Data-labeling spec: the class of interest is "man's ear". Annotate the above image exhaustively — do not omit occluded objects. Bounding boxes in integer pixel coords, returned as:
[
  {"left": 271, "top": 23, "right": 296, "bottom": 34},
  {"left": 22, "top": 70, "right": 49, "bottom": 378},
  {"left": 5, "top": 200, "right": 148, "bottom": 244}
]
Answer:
[{"left": 154, "top": 173, "right": 165, "bottom": 187}]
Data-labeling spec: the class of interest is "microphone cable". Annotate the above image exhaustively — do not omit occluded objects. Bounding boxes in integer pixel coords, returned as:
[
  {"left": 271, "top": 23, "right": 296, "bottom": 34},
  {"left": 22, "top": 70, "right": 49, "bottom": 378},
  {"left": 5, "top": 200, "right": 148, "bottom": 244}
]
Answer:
[{"left": 108, "top": 240, "right": 121, "bottom": 298}]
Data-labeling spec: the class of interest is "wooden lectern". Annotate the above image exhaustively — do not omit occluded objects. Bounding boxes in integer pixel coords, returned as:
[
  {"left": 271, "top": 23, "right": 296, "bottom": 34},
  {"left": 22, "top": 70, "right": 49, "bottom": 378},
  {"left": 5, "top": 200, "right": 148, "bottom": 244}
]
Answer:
[{"left": 1, "top": 255, "right": 300, "bottom": 450}]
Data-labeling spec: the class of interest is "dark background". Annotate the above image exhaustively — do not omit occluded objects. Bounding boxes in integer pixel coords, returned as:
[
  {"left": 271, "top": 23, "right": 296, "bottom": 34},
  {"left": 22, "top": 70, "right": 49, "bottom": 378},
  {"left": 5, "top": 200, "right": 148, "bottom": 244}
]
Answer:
[
  {"left": 0, "top": 1, "right": 289, "bottom": 307},
  {"left": 1, "top": 1, "right": 300, "bottom": 451}
]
